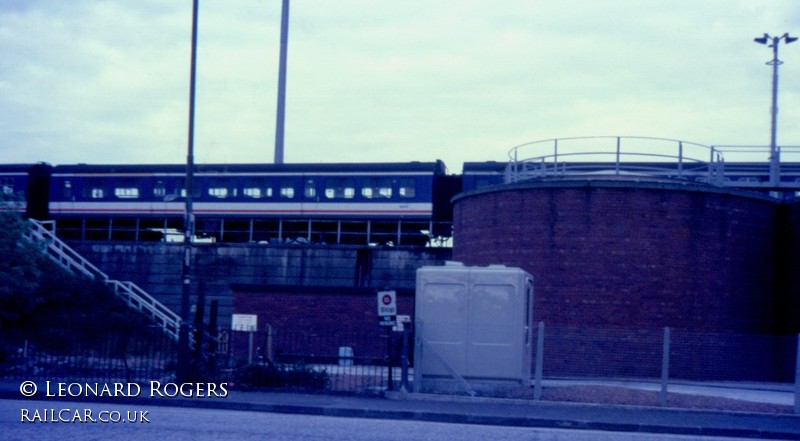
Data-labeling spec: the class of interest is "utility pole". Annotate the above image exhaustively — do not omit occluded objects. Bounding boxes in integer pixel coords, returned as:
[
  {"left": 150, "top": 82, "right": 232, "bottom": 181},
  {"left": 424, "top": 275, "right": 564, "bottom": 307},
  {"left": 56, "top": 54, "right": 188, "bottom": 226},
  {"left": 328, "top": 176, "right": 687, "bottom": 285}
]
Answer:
[
  {"left": 754, "top": 33, "right": 797, "bottom": 186},
  {"left": 178, "top": 0, "right": 200, "bottom": 382},
  {"left": 274, "top": 0, "right": 290, "bottom": 164}
]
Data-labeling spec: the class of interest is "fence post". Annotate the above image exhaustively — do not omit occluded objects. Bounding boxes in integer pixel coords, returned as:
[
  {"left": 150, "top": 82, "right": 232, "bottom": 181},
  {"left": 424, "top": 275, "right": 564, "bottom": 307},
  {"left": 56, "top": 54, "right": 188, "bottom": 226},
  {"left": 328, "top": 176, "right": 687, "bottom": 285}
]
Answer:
[
  {"left": 534, "top": 321, "right": 544, "bottom": 400},
  {"left": 413, "top": 321, "right": 423, "bottom": 393},
  {"left": 660, "top": 327, "right": 670, "bottom": 408},
  {"left": 795, "top": 333, "right": 800, "bottom": 414},
  {"left": 400, "top": 323, "right": 410, "bottom": 391},
  {"left": 247, "top": 329, "right": 254, "bottom": 364},
  {"left": 267, "top": 324, "right": 273, "bottom": 363},
  {"left": 386, "top": 324, "right": 394, "bottom": 391}
]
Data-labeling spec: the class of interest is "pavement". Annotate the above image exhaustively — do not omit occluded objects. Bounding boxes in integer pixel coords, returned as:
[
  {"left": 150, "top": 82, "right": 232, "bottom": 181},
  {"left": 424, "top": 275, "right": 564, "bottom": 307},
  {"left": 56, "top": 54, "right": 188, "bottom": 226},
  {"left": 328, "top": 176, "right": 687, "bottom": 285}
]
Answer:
[
  {"left": 2, "top": 382, "right": 800, "bottom": 439},
  {"left": 543, "top": 378, "right": 796, "bottom": 406}
]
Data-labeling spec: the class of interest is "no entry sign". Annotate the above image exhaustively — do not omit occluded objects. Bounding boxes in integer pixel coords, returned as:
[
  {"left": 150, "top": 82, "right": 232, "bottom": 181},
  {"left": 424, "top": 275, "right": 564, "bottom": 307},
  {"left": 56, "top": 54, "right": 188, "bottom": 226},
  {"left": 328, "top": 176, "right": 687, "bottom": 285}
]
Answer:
[{"left": 377, "top": 290, "right": 397, "bottom": 317}]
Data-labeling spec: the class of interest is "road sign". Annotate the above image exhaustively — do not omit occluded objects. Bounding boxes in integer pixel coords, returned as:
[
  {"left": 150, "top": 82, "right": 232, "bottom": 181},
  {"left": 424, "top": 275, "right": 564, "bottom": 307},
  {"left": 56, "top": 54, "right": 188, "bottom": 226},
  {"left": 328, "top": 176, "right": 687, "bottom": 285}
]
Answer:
[
  {"left": 393, "top": 315, "right": 411, "bottom": 332},
  {"left": 377, "top": 290, "right": 397, "bottom": 317}
]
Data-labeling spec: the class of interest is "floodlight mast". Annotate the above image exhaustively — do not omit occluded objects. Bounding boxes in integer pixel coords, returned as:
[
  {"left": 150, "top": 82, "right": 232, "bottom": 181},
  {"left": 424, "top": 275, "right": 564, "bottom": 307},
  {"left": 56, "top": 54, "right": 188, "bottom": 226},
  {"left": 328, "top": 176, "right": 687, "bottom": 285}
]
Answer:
[
  {"left": 754, "top": 33, "right": 797, "bottom": 186},
  {"left": 274, "top": 0, "right": 290, "bottom": 164}
]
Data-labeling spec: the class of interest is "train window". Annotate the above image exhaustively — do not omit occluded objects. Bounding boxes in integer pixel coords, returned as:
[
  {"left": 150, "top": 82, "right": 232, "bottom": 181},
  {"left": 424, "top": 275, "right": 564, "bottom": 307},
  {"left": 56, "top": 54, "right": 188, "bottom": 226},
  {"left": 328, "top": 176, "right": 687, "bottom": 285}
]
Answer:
[
  {"left": 208, "top": 187, "right": 229, "bottom": 198},
  {"left": 361, "top": 178, "right": 392, "bottom": 199},
  {"left": 325, "top": 178, "right": 355, "bottom": 199},
  {"left": 153, "top": 181, "right": 166, "bottom": 198},
  {"left": 399, "top": 178, "right": 416, "bottom": 198},
  {"left": 244, "top": 187, "right": 272, "bottom": 198},
  {"left": 244, "top": 180, "right": 273, "bottom": 199},
  {"left": 114, "top": 188, "right": 140, "bottom": 199},
  {"left": 85, "top": 187, "right": 105, "bottom": 199},
  {"left": 63, "top": 180, "right": 73, "bottom": 198},
  {"left": 280, "top": 181, "right": 295, "bottom": 199},
  {"left": 1, "top": 178, "right": 12, "bottom": 195},
  {"left": 177, "top": 179, "right": 201, "bottom": 198},
  {"left": 304, "top": 179, "right": 317, "bottom": 198},
  {"left": 208, "top": 180, "right": 237, "bottom": 199}
]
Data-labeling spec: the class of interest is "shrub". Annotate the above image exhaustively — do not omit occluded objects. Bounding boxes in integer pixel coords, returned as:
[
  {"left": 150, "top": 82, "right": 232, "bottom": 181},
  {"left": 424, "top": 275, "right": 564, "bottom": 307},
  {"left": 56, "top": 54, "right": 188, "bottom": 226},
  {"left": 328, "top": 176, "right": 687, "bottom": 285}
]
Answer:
[{"left": 233, "top": 361, "right": 330, "bottom": 390}]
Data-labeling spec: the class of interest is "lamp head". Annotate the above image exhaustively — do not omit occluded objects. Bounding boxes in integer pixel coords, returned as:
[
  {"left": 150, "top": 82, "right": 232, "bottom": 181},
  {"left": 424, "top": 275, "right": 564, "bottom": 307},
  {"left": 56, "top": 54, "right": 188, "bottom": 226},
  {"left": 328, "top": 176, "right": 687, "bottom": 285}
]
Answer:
[{"left": 754, "top": 33, "right": 770, "bottom": 45}]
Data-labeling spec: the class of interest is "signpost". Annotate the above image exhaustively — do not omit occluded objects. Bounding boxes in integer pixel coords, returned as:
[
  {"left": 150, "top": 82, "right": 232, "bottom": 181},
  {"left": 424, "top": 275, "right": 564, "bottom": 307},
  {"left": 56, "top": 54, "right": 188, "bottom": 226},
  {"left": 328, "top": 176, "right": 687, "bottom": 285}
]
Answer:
[
  {"left": 377, "top": 290, "right": 397, "bottom": 320},
  {"left": 231, "top": 314, "right": 258, "bottom": 363},
  {"left": 231, "top": 313, "right": 258, "bottom": 332},
  {"left": 377, "top": 290, "right": 397, "bottom": 390}
]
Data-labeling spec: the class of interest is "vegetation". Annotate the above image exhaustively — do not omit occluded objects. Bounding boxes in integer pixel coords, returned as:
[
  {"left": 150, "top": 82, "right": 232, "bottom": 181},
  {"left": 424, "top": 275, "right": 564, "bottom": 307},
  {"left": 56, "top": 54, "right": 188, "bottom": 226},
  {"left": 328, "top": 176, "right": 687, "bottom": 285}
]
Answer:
[
  {"left": 233, "top": 361, "right": 331, "bottom": 391},
  {"left": 0, "top": 201, "right": 154, "bottom": 360}
]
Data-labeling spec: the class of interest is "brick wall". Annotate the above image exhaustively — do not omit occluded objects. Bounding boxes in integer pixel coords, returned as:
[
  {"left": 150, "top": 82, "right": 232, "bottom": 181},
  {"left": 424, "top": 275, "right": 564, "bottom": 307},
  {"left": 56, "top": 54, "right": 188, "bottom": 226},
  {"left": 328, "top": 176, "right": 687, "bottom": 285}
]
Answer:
[
  {"left": 452, "top": 180, "right": 783, "bottom": 333},
  {"left": 70, "top": 242, "right": 450, "bottom": 329},
  {"left": 231, "top": 285, "right": 414, "bottom": 359},
  {"left": 781, "top": 200, "right": 800, "bottom": 333}
]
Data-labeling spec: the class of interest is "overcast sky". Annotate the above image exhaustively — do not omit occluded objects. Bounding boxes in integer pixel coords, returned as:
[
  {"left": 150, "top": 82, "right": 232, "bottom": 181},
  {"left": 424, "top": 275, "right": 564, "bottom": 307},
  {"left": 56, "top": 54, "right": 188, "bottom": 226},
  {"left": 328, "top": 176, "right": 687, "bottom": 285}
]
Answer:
[{"left": 1, "top": 1, "right": 798, "bottom": 172}]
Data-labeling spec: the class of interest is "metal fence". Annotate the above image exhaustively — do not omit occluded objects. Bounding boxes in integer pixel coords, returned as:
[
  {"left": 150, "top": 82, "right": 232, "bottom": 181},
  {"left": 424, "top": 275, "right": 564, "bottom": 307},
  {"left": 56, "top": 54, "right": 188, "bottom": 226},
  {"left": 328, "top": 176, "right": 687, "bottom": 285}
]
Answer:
[
  {"left": 505, "top": 136, "right": 725, "bottom": 185},
  {"left": 210, "top": 323, "right": 799, "bottom": 397},
  {"left": 2, "top": 323, "right": 796, "bottom": 404},
  {"left": 218, "top": 326, "right": 402, "bottom": 393},
  {"left": 534, "top": 325, "right": 795, "bottom": 383},
  {"left": 504, "top": 136, "right": 800, "bottom": 190},
  {"left": 0, "top": 330, "right": 177, "bottom": 383}
]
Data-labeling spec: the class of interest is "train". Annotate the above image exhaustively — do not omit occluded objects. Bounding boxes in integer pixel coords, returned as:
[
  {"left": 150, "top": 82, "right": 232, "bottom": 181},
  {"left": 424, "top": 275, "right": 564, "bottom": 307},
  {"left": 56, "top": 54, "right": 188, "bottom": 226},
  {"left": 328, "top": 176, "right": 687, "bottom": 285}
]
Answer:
[
  {"left": 1, "top": 161, "right": 465, "bottom": 246},
  {"left": 2, "top": 159, "right": 796, "bottom": 247}
]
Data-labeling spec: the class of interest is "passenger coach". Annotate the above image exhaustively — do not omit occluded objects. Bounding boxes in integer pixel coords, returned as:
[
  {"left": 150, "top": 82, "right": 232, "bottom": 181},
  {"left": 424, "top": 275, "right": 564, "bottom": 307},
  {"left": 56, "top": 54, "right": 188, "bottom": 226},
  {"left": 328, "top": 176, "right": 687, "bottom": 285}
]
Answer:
[{"left": 47, "top": 161, "right": 456, "bottom": 246}]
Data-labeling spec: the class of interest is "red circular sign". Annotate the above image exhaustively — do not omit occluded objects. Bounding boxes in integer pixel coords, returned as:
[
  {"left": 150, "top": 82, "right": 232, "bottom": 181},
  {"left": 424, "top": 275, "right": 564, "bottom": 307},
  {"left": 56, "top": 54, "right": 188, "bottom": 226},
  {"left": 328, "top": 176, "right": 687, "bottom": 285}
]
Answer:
[{"left": 382, "top": 294, "right": 393, "bottom": 305}]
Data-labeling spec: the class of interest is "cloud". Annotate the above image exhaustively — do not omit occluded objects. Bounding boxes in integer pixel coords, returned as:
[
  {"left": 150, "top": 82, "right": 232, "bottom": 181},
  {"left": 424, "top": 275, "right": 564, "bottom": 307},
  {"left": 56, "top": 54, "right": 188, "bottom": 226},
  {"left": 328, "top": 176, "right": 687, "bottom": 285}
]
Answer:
[{"left": 0, "top": 0, "right": 798, "bottom": 170}]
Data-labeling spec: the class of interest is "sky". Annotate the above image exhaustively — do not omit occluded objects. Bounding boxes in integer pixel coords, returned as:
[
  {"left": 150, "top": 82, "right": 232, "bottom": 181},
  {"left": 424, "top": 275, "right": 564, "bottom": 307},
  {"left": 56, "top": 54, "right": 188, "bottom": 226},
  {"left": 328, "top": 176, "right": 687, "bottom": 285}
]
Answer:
[{"left": 1, "top": 0, "right": 799, "bottom": 173}]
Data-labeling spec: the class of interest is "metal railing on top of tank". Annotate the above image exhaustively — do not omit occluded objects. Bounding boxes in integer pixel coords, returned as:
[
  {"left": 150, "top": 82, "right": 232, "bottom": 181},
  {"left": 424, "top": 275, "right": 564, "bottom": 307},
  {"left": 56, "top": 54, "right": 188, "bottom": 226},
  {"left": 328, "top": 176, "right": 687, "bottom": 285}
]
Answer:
[{"left": 505, "top": 136, "right": 725, "bottom": 186}]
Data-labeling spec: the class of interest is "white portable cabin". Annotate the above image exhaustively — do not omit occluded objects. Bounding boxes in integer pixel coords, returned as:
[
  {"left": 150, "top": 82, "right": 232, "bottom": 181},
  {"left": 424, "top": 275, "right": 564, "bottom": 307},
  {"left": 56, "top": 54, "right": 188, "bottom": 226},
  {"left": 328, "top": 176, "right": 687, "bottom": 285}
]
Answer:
[{"left": 414, "top": 262, "right": 534, "bottom": 393}]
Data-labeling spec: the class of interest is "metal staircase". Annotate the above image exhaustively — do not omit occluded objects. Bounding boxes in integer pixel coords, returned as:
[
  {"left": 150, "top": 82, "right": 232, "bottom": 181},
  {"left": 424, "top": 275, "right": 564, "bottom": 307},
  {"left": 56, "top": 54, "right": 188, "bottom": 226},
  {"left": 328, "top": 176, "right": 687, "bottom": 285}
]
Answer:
[{"left": 25, "top": 219, "right": 181, "bottom": 341}]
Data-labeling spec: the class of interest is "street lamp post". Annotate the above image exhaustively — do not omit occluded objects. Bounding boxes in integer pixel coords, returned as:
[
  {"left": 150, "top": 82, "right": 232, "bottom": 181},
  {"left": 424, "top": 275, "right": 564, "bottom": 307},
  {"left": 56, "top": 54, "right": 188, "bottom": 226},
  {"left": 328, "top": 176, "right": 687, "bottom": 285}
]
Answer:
[
  {"left": 754, "top": 33, "right": 797, "bottom": 186},
  {"left": 178, "top": 0, "right": 200, "bottom": 383}
]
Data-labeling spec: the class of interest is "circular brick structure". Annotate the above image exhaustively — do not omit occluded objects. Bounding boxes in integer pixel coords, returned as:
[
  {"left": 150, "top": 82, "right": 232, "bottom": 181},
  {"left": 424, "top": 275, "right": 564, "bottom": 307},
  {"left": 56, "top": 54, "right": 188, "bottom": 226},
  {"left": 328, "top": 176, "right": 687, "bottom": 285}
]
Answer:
[{"left": 452, "top": 178, "right": 780, "bottom": 333}]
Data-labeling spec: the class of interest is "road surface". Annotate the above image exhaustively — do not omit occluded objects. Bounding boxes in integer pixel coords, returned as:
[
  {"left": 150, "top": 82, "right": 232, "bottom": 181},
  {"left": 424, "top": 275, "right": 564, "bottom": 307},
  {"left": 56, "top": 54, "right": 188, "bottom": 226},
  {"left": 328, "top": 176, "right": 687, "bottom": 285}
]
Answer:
[{"left": 0, "top": 399, "right": 786, "bottom": 441}]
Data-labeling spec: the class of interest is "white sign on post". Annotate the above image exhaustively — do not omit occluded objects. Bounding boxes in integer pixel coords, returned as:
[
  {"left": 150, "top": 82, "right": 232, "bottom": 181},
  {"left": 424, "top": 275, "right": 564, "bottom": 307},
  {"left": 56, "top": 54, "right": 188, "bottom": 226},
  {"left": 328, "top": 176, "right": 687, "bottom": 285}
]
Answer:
[
  {"left": 393, "top": 315, "right": 411, "bottom": 332},
  {"left": 231, "top": 313, "right": 258, "bottom": 332},
  {"left": 377, "top": 290, "right": 397, "bottom": 317}
]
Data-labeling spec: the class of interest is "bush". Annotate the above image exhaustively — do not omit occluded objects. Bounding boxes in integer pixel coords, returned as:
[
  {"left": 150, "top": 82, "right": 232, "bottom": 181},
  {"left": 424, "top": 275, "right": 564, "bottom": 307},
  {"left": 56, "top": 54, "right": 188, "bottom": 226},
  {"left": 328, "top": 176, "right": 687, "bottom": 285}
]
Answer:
[
  {"left": 234, "top": 361, "right": 330, "bottom": 390},
  {"left": 0, "top": 202, "right": 158, "bottom": 356}
]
